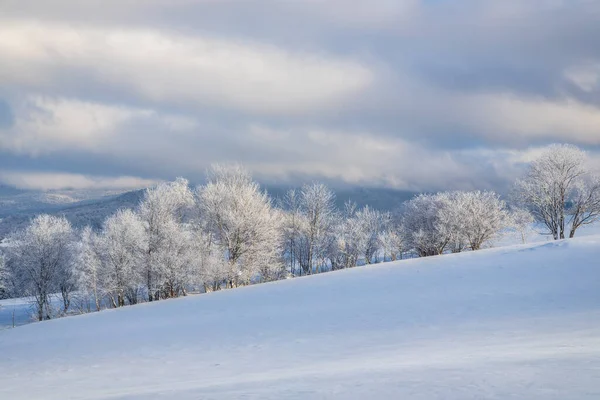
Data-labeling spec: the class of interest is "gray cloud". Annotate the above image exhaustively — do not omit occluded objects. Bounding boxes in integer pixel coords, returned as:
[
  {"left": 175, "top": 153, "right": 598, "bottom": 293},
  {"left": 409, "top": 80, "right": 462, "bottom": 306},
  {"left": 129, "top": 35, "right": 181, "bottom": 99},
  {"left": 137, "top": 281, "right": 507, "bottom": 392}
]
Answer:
[
  {"left": 0, "top": 100, "right": 14, "bottom": 129},
  {"left": 0, "top": 0, "right": 599, "bottom": 192}
]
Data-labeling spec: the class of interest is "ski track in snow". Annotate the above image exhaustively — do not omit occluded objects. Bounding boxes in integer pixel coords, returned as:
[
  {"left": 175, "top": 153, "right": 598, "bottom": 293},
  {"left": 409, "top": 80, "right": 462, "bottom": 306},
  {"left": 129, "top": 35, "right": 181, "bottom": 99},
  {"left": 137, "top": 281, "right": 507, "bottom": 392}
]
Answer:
[{"left": 1, "top": 236, "right": 600, "bottom": 399}]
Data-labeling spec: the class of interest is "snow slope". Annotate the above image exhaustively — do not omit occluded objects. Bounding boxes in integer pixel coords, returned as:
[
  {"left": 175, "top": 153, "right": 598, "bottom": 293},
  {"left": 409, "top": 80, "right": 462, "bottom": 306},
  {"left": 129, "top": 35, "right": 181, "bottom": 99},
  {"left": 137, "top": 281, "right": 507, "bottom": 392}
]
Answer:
[{"left": 1, "top": 237, "right": 600, "bottom": 399}]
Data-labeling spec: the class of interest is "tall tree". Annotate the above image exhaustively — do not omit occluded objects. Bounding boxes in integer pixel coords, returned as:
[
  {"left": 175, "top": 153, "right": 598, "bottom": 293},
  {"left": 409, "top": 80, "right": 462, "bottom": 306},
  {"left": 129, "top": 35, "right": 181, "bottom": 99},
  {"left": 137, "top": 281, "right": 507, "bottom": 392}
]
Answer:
[
  {"left": 515, "top": 144, "right": 600, "bottom": 239},
  {"left": 74, "top": 226, "right": 102, "bottom": 312},
  {"left": 0, "top": 252, "right": 8, "bottom": 299},
  {"left": 197, "top": 165, "right": 283, "bottom": 286},
  {"left": 6, "top": 215, "right": 74, "bottom": 320},
  {"left": 138, "top": 177, "right": 195, "bottom": 301},
  {"left": 281, "top": 189, "right": 303, "bottom": 276},
  {"left": 96, "top": 209, "right": 145, "bottom": 308},
  {"left": 297, "top": 183, "right": 336, "bottom": 274},
  {"left": 355, "top": 206, "right": 388, "bottom": 264}
]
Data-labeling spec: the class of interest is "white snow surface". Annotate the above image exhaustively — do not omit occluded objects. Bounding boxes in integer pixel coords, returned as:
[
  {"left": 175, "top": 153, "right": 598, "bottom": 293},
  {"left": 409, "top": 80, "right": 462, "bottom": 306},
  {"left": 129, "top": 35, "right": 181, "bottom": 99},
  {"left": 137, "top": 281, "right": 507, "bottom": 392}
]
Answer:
[{"left": 1, "top": 236, "right": 600, "bottom": 399}]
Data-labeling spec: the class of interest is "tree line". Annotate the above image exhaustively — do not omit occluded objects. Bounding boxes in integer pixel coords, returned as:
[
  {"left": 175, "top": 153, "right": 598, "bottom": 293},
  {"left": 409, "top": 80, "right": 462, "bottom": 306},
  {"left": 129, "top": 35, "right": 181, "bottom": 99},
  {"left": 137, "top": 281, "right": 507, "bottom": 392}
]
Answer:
[{"left": 0, "top": 144, "right": 598, "bottom": 321}]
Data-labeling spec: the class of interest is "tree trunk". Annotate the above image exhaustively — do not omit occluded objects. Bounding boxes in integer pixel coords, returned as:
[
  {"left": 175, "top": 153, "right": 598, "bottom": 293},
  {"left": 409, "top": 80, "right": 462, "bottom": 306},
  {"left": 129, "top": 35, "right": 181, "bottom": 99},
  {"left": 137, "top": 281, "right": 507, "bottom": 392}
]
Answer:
[{"left": 569, "top": 226, "right": 577, "bottom": 238}]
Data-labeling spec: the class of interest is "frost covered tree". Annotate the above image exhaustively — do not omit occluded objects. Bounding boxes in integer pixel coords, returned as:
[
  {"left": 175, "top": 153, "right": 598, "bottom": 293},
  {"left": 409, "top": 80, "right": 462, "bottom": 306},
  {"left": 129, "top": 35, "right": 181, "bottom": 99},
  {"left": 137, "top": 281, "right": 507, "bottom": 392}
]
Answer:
[
  {"left": 515, "top": 144, "right": 600, "bottom": 239},
  {"left": 442, "top": 191, "right": 509, "bottom": 251},
  {"left": 355, "top": 206, "right": 389, "bottom": 264},
  {"left": 6, "top": 215, "right": 74, "bottom": 320},
  {"left": 323, "top": 203, "right": 396, "bottom": 268},
  {"left": 95, "top": 209, "right": 146, "bottom": 307},
  {"left": 378, "top": 227, "right": 406, "bottom": 261},
  {"left": 195, "top": 230, "right": 229, "bottom": 292},
  {"left": 280, "top": 189, "right": 304, "bottom": 276},
  {"left": 74, "top": 226, "right": 103, "bottom": 312},
  {"left": 0, "top": 252, "right": 8, "bottom": 299},
  {"left": 296, "top": 183, "right": 336, "bottom": 274},
  {"left": 404, "top": 191, "right": 509, "bottom": 256},
  {"left": 435, "top": 192, "right": 468, "bottom": 253},
  {"left": 509, "top": 208, "right": 535, "bottom": 244},
  {"left": 403, "top": 194, "right": 450, "bottom": 257},
  {"left": 138, "top": 178, "right": 195, "bottom": 301},
  {"left": 568, "top": 175, "right": 600, "bottom": 238},
  {"left": 197, "top": 165, "right": 283, "bottom": 287},
  {"left": 154, "top": 220, "right": 198, "bottom": 298},
  {"left": 332, "top": 202, "right": 362, "bottom": 269}
]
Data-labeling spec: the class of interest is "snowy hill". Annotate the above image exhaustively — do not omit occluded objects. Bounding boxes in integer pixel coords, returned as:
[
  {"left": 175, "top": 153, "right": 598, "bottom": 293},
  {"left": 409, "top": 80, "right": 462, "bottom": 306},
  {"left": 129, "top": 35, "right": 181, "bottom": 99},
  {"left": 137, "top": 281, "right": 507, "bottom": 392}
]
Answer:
[{"left": 1, "top": 236, "right": 600, "bottom": 399}]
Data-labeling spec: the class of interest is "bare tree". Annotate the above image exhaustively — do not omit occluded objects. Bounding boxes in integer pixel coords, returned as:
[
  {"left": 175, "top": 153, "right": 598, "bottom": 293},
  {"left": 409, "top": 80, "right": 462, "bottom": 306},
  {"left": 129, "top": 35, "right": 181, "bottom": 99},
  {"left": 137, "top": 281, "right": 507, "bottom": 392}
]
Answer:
[
  {"left": 568, "top": 176, "right": 600, "bottom": 238},
  {"left": 515, "top": 144, "right": 600, "bottom": 239}
]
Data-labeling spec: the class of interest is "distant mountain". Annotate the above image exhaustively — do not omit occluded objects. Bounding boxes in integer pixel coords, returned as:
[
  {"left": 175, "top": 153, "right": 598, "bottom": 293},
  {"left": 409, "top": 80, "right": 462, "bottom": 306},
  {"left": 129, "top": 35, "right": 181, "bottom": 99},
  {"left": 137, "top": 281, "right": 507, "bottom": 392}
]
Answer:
[
  {"left": 0, "top": 189, "right": 145, "bottom": 239},
  {"left": 0, "top": 185, "right": 28, "bottom": 196},
  {"left": 0, "top": 183, "right": 415, "bottom": 239}
]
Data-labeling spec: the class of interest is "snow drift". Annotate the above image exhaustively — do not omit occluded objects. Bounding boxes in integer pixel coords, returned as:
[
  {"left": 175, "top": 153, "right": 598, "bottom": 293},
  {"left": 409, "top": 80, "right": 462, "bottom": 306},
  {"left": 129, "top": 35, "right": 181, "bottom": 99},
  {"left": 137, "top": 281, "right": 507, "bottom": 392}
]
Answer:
[{"left": 1, "top": 236, "right": 600, "bottom": 399}]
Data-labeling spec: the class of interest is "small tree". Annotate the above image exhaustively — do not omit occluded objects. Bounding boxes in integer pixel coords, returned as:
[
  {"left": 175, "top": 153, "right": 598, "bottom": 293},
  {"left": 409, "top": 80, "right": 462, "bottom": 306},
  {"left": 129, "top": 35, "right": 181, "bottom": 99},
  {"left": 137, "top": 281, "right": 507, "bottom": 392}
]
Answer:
[{"left": 509, "top": 208, "right": 535, "bottom": 244}]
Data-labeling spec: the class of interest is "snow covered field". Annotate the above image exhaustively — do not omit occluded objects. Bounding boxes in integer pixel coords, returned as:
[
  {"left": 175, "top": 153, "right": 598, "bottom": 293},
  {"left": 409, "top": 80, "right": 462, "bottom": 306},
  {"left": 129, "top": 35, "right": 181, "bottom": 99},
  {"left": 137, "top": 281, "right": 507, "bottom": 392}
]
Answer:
[{"left": 1, "top": 235, "right": 600, "bottom": 399}]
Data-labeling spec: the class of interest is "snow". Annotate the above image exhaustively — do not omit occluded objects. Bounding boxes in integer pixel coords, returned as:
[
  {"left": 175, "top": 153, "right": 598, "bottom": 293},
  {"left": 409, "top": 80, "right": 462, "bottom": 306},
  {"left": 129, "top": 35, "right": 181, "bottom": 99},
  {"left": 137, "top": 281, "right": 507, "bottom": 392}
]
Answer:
[
  {"left": 0, "top": 295, "right": 74, "bottom": 330},
  {"left": 0, "top": 296, "right": 35, "bottom": 329},
  {"left": 1, "top": 236, "right": 600, "bottom": 399}
]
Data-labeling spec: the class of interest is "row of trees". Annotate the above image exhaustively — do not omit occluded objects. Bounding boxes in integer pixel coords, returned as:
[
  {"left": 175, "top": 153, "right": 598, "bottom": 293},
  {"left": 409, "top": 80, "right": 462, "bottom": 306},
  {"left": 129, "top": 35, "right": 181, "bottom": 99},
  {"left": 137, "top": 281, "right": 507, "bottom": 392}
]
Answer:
[{"left": 0, "top": 144, "right": 598, "bottom": 321}]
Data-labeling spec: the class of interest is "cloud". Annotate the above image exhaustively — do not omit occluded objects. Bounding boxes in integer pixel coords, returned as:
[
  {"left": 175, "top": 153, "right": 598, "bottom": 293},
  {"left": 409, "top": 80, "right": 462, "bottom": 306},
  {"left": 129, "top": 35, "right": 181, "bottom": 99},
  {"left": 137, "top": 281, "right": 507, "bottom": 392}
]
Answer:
[
  {"left": 241, "top": 125, "right": 515, "bottom": 192},
  {"left": 0, "top": 171, "right": 157, "bottom": 191},
  {"left": 565, "top": 63, "right": 600, "bottom": 93},
  {"left": 0, "top": 96, "right": 197, "bottom": 156},
  {"left": 0, "top": 20, "right": 373, "bottom": 115},
  {"left": 445, "top": 93, "right": 600, "bottom": 146},
  {"left": 0, "top": 0, "right": 599, "bottom": 193},
  {"left": 0, "top": 0, "right": 419, "bottom": 31}
]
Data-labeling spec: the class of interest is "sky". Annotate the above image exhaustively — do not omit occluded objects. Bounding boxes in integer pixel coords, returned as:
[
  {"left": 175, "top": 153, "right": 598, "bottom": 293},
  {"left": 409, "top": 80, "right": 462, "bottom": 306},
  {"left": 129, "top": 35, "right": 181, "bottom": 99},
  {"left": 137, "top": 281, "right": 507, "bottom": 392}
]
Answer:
[{"left": 0, "top": 0, "right": 599, "bottom": 193}]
